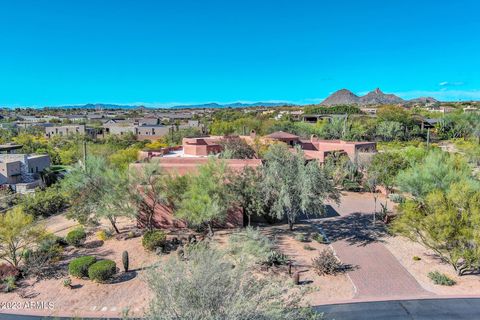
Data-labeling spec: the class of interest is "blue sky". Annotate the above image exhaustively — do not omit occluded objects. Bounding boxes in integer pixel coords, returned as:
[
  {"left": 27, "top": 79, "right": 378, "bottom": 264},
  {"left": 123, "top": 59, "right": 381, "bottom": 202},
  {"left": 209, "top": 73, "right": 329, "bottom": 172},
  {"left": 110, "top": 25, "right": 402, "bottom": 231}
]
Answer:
[{"left": 1, "top": 0, "right": 479, "bottom": 107}]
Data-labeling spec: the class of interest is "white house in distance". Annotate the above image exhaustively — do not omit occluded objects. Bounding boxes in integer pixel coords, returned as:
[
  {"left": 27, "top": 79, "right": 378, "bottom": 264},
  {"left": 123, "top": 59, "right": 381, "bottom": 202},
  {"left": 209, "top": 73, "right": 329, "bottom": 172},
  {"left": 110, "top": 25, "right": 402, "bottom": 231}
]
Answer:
[{"left": 0, "top": 143, "right": 51, "bottom": 193}]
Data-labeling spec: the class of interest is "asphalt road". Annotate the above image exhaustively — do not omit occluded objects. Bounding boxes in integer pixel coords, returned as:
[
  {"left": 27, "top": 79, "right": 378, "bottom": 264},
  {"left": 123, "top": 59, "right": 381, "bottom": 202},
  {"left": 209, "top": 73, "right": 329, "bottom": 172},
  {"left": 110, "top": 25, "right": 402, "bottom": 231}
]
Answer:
[
  {"left": 2, "top": 298, "right": 480, "bottom": 319},
  {"left": 314, "top": 298, "right": 480, "bottom": 320}
]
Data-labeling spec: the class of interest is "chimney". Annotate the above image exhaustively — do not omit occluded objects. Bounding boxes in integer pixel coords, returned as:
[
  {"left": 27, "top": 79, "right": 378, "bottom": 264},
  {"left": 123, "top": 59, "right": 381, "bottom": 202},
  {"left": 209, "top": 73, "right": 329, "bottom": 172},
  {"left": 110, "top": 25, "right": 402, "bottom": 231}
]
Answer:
[{"left": 250, "top": 130, "right": 256, "bottom": 139}]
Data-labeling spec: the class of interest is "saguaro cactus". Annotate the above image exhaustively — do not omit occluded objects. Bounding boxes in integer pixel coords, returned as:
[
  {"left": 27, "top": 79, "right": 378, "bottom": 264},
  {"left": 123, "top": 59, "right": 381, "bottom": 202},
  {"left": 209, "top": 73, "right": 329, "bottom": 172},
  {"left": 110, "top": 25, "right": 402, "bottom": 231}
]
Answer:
[{"left": 122, "top": 250, "right": 129, "bottom": 272}]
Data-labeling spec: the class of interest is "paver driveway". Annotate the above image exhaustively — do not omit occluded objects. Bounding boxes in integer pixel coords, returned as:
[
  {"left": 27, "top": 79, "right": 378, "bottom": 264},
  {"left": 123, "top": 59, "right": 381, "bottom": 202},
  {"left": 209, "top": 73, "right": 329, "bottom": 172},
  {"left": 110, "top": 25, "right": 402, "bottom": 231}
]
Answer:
[{"left": 310, "top": 192, "right": 433, "bottom": 300}]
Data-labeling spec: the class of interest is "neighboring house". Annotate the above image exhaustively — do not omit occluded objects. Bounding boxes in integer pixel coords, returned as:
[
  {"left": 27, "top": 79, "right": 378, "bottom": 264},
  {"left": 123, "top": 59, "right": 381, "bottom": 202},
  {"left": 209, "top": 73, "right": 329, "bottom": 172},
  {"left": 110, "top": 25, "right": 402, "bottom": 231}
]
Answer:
[
  {"left": 59, "top": 114, "right": 87, "bottom": 122},
  {"left": 103, "top": 124, "right": 137, "bottom": 136},
  {"left": 182, "top": 136, "right": 223, "bottom": 156},
  {"left": 136, "top": 117, "right": 160, "bottom": 126},
  {"left": 135, "top": 125, "right": 170, "bottom": 141},
  {"left": 45, "top": 125, "right": 86, "bottom": 138},
  {"left": 265, "top": 131, "right": 376, "bottom": 162},
  {"left": 360, "top": 107, "right": 377, "bottom": 115},
  {"left": 0, "top": 153, "right": 51, "bottom": 192},
  {"left": 142, "top": 130, "right": 377, "bottom": 163},
  {"left": 463, "top": 106, "right": 479, "bottom": 113}
]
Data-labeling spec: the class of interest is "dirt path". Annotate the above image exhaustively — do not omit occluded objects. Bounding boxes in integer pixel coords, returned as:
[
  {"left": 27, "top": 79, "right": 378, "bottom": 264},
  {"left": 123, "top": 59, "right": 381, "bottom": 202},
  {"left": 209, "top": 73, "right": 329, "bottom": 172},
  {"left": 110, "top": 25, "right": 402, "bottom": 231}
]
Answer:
[{"left": 312, "top": 192, "right": 434, "bottom": 300}]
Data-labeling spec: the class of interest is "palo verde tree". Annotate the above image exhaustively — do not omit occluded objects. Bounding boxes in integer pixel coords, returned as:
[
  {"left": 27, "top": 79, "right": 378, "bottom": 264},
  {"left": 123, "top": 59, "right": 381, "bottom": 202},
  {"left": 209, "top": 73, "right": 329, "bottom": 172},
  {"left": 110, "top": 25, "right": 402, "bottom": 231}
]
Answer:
[
  {"left": 219, "top": 136, "right": 256, "bottom": 159},
  {"left": 367, "top": 151, "right": 408, "bottom": 213},
  {"left": 392, "top": 181, "right": 480, "bottom": 275},
  {"left": 229, "top": 166, "right": 266, "bottom": 226},
  {"left": 175, "top": 158, "right": 233, "bottom": 236},
  {"left": 128, "top": 162, "right": 169, "bottom": 230},
  {"left": 61, "top": 156, "right": 135, "bottom": 234},
  {"left": 0, "top": 207, "right": 45, "bottom": 268},
  {"left": 396, "top": 150, "right": 472, "bottom": 200},
  {"left": 262, "top": 143, "right": 339, "bottom": 230}
]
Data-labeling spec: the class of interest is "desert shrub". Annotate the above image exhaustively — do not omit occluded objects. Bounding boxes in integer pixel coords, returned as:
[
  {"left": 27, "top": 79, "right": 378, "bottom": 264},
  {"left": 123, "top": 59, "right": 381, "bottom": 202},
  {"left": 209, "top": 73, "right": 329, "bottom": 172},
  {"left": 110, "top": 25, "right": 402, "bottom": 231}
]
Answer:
[
  {"left": 228, "top": 227, "right": 273, "bottom": 264},
  {"left": 96, "top": 230, "right": 111, "bottom": 241},
  {"left": 63, "top": 278, "right": 72, "bottom": 287},
  {"left": 142, "top": 230, "right": 167, "bottom": 251},
  {"left": 66, "top": 227, "right": 87, "bottom": 247},
  {"left": 22, "top": 235, "right": 64, "bottom": 278},
  {"left": 145, "top": 244, "right": 319, "bottom": 320},
  {"left": 413, "top": 256, "right": 422, "bottom": 261},
  {"left": 428, "top": 271, "right": 456, "bottom": 286},
  {"left": 295, "top": 233, "right": 309, "bottom": 242},
  {"left": 20, "top": 186, "right": 66, "bottom": 218},
  {"left": 342, "top": 180, "right": 363, "bottom": 192},
  {"left": 303, "top": 244, "right": 315, "bottom": 251},
  {"left": 312, "top": 232, "right": 328, "bottom": 244},
  {"left": 0, "top": 264, "right": 18, "bottom": 282},
  {"left": 264, "top": 251, "right": 289, "bottom": 266},
  {"left": 68, "top": 256, "right": 96, "bottom": 278},
  {"left": 2, "top": 276, "right": 16, "bottom": 292},
  {"left": 312, "top": 249, "right": 342, "bottom": 276},
  {"left": 389, "top": 193, "right": 405, "bottom": 204},
  {"left": 88, "top": 260, "right": 117, "bottom": 282}
]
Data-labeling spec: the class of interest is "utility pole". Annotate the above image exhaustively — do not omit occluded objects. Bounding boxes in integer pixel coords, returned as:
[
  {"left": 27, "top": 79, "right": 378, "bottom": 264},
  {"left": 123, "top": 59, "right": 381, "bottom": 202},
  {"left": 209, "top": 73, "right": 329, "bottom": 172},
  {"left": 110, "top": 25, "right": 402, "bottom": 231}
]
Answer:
[
  {"left": 426, "top": 128, "right": 430, "bottom": 148},
  {"left": 82, "top": 140, "right": 87, "bottom": 170}
]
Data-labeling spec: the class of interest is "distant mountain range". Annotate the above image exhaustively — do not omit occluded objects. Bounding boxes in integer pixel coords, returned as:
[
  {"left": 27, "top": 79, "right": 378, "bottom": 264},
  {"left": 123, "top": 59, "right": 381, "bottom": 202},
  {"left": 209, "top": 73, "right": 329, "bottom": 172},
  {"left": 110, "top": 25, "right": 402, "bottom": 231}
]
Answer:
[
  {"left": 40, "top": 102, "right": 292, "bottom": 110},
  {"left": 321, "top": 88, "right": 438, "bottom": 106},
  {"left": 170, "top": 102, "right": 292, "bottom": 109},
  {"left": 8, "top": 91, "right": 440, "bottom": 110}
]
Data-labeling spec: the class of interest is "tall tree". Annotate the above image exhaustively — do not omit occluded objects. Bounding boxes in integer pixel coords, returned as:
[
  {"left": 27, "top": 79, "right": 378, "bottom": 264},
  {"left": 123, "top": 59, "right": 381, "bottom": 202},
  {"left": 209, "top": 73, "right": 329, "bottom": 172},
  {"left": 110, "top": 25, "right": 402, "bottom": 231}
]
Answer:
[
  {"left": 392, "top": 181, "right": 480, "bottom": 275},
  {"left": 0, "top": 207, "right": 45, "bottom": 268},
  {"left": 219, "top": 136, "right": 256, "bottom": 159},
  {"left": 368, "top": 151, "right": 408, "bottom": 199},
  {"left": 129, "top": 163, "right": 169, "bottom": 230},
  {"left": 61, "top": 156, "right": 135, "bottom": 233},
  {"left": 175, "top": 159, "right": 233, "bottom": 236},
  {"left": 396, "top": 150, "right": 472, "bottom": 200},
  {"left": 262, "top": 144, "right": 339, "bottom": 230},
  {"left": 229, "top": 166, "right": 265, "bottom": 226}
]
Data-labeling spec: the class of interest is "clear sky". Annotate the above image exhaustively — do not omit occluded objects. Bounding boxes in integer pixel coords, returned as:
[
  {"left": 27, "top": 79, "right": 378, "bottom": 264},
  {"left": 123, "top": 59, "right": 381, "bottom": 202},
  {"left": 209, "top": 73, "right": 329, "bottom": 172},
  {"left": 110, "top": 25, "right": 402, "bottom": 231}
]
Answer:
[{"left": 1, "top": 0, "right": 479, "bottom": 107}]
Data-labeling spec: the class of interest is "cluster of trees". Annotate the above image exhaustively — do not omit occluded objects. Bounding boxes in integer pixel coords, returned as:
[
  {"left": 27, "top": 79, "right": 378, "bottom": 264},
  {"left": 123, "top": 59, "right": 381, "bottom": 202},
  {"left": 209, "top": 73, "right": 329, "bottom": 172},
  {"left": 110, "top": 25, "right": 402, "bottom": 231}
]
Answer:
[
  {"left": 61, "top": 143, "right": 339, "bottom": 236},
  {"left": 207, "top": 105, "right": 480, "bottom": 144},
  {"left": 360, "top": 145, "right": 480, "bottom": 276}
]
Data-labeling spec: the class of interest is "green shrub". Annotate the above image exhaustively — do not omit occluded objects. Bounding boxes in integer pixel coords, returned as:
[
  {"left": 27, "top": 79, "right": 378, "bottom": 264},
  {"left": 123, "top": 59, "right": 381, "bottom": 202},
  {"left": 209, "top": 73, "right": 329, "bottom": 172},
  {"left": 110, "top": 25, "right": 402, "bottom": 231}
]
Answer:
[
  {"left": 228, "top": 227, "right": 273, "bottom": 264},
  {"left": 0, "top": 264, "right": 19, "bottom": 281},
  {"left": 22, "top": 235, "right": 64, "bottom": 277},
  {"left": 312, "top": 249, "right": 342, "bottom": 275},
  {"left": 294, "top": 233, "right": 308, "bottom": 242},
  {"left": 312, "top": 232, "right": 328, "bottom": 244},
  {"left": 2, "top": 276, "right": 16, "bottom": 292},
  {"left": 428, "top": 271, "right": 456, "bottom": 286},
  {"left": 66, "top": 227, "right": 87, "bottom": 247},
  {"left": 20, "top": 186, "right": 66, "bottom": 218},
  {"left": 303, "top": 244, "right": 315, "bottom": 251},
  {"left": 63, "top": 278, "right": 72, "bottom": 287},
  {"left": 264, "top": 251, "right": 289, "bottom": 266},
  {"left": 389, "top": 193, "right": 405, "bottom": 204},
  {"left": 68, "top": 256, "right": 96, "bottom": 278},
  {"left": 88, "top": 260, "right": 117, "bottom": 282},
  {"left": 142, "top": 230, "right": 167, "bottom": 251}
]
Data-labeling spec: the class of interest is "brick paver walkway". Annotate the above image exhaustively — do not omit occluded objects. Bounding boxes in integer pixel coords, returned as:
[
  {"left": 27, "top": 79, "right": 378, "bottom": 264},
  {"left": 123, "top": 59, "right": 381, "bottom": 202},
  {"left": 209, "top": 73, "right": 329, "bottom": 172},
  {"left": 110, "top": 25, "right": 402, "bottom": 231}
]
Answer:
[{"left": 312, "top": 192, "right": 433, "bottom": 299}]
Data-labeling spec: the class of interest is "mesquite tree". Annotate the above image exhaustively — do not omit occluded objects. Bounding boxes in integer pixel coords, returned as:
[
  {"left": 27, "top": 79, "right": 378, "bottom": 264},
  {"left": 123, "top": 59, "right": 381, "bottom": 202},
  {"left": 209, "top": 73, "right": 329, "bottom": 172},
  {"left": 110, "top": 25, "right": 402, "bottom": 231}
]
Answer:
[
  {"left": 262, "top": 144, "right": 339, "bottom": 230},
  {"left": 175, "top": 158, "right": 232, "bottom": 236},
  {"left": 62, "top": 156, "right": 135, "bottom": 233}
]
